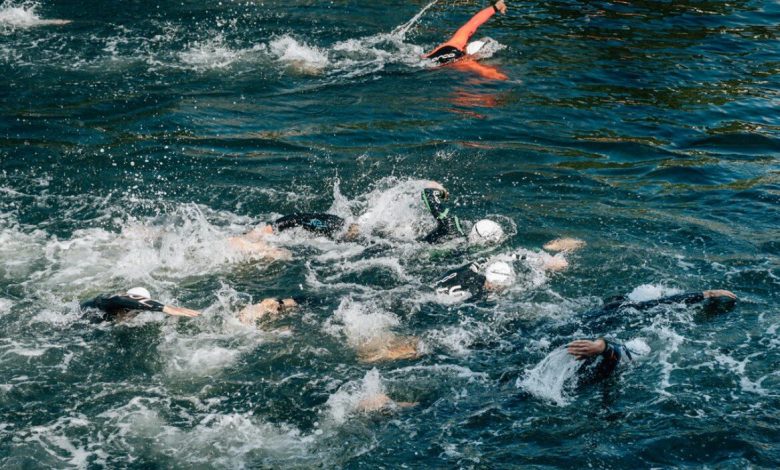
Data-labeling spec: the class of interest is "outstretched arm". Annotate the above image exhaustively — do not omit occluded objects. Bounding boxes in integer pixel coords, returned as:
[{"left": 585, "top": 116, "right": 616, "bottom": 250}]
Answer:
[
  {"left": 632, "top": 290, "right": 736, "bottom": 311},
  {"left": 162, "top": 305, "right": 200, "bottom": 318},
  {"left": 421, "top": 186, "right": 464, "bottom": 243},
  {"left": 443, "top": 1, "right": 506, "bottom": 51}
]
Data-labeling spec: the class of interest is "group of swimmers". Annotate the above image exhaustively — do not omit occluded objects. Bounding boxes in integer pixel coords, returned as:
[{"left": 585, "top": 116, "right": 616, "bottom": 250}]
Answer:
[
  {"left": 79, "top": 0, "right": 739, "bottom": 410},
  {"left": 81, "top": 177, "right": 737, "bottom": 409}
]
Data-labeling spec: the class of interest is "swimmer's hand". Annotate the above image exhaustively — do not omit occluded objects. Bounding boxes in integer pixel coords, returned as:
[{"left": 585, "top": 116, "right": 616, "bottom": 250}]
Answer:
[
  {"left": 567, "top": 339, "right": 605, "bottom": 359},
  {"left": 492, "top": 0, "right": 507, "bottom": 14},
  {"left": 162, "top": 305, "right": 200, "bottom": 318},
  {"left": 703, "top": 289, "right": 737, "bottom": 300}
]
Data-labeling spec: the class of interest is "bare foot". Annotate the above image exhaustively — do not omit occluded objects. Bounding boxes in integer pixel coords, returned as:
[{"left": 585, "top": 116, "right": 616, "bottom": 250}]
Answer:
[{"left": 543, "top": 238, "right": 585, "bottom": 253}]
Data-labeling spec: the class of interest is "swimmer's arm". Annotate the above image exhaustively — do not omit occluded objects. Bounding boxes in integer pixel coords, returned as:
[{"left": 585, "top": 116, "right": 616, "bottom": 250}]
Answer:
[
  {"left": 161, "top": 305, "right": 200, "bottom": 318},
  {"left": 445, "top": 5, "right": 502, "bottom": 51},
  {"left": 632, "top": 290, "right": 736, "bottom": 311},
  {"left": 421, "top": 188, "right": 449, "bottom": 220}
]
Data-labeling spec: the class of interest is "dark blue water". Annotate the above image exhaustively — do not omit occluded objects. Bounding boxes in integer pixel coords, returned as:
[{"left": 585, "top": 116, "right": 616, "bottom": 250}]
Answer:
[{"left": 1, "top": 0, "right": 778, "bottom": 467}]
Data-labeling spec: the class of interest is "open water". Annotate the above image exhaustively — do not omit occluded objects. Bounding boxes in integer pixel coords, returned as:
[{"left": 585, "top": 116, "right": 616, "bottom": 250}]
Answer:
[{"left": 1, "top": 0, "right": 779, "bottom": 467}]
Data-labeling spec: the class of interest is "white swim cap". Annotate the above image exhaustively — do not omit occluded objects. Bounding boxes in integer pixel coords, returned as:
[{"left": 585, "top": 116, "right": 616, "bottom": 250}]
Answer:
[
  {"left": 469, "top": 219, "right": 504, "bottom": 245},
  {"left": 485, "top": 261, "right": 514, "bottom": 287},
  {"left": 127, "top": 287, "right": 151, "bottom": 298},
  {"left": 466, "top": 40, "right": 486, "bottom": 55}
]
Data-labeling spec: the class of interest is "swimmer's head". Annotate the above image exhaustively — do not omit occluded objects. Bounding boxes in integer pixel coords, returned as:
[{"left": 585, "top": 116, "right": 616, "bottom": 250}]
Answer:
[
  {"left": 484, "top": 261, "right": 514, "bottom": 291},
  {"left": 126, "top": 287, "right": 151, "bottom": 299},
  {"left": 468, "top": 219, "right": 504, "bottom": 245},
  {"left": 465, "top": 40, "right": 486, "bottom": 56}
]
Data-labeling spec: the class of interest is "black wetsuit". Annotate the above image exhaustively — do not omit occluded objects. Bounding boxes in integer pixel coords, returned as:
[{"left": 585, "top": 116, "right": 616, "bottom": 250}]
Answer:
[
  {"left": 577, "top": 339, "right": 633, "bottom": 385},
  {"left": 421, "top": 188, "right": 465, "bottom": 244},
  {"left": 80, "top": 294, "right": 165, "bottom": 321},
  {"left": 432, "top": 261, "right": 486, "bottom": 300},
  {"left": 428, "top": 45, "right": 465, "bottom": 65},
  {"left": 273, "top": 213, "right": 346, "bottom": 238},
  {"left": 581, "top": 291, "right": 724, "bottom": 333},
  {"left": 571, "top": 291, "right": 734, "bottom": 381}
]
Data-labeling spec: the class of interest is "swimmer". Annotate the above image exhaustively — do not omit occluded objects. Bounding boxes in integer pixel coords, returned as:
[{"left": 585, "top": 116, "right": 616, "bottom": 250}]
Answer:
[
  {"left": 425, "top": 0, "right": 507, "bottom": 65},
  {"left": 230, "top": 213, "right": 360, "bottom": 255},
  {"left": 432, "top": 260, "right": 514, "bottom": 301},
  {"left": 80, "top": 287, "right": 199, "bottom": 322},
  {"left": 421, "top": 182, "right": 506, "bottom": 246},
  {"left": 232, "top": 181, "right": 474, "bottom": 248},
  {"left": 564, "top": 289, "right": 738, "bottom": 382},
  {"left": 237, "top": 297, "right": 298, "bottom": 326},
  {"left": 581, "top": 288, "right": 738, "bottom": 331},
  {"left": 432, "top": 241, "right": 586, "bottom": 301}
]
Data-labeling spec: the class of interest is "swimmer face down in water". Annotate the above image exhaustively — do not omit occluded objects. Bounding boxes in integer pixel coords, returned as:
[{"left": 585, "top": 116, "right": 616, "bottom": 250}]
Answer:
[
  {"left": 229, "top": 181, "right": 510, "bottom": 255},
  {"left": 564, "top": 289, "right": 738, "bottom": 383},
  {"left": 425, "top": 0, "right": 507, "bottom": 65},
  {"left": 431, "top": 239, "right": 586, "bottom": 302},
  {"left": 80, "top": 287, "right": 200, "bottom": 322}
]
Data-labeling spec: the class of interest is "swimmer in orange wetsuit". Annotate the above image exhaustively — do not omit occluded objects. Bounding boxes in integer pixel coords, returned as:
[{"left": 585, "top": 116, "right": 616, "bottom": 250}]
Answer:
[{"left": 426, "top": 0, "right": 507, "bottom": 77}]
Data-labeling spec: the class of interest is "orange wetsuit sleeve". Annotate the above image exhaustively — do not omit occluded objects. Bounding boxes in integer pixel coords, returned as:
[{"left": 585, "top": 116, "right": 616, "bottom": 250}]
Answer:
[{"left": 438, "top": 6, "right": 497, "bottom": 52}]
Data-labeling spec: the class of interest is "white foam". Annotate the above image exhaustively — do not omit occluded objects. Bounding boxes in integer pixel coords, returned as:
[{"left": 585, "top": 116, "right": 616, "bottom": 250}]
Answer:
[
  {"left": 713, "top": 353, "right": 769, "bottom": 395},
  {"left": 356, "top": 178, "right": 439, "bottom": 241},
  {"left": 325, "top": 368, "right": 386, "bottom": 425},
  {"left": 653, "top": 325, "right": 685, "bottom": 396},
  {"left": 101, "top": 397, "right": 313, "bottom": 466},
  {"left": 0, "top": 2, "right": 69, "bottom": 29},
  {"left": 518, "top": 348, "right": 581, "bottom": 406},
  {"left": 625, "top": 338, "right": 651, "bottom": 356},
  {"left": 268, "top": 35, "right": 329, "bottom": 73},
  {"left": 323, "top": 298, "right": 399, "bottom": 347},
  {"left": 14, "top": 204, "right": 262, "bottom": 301},
  {"left": 179, "top": 34, "right": 242, "bottom": 70},
  {"left": 25, "top": 415, "right": 96, "bottom": 468},
  {"left": 0, "top": 298, "right": 12, "bottom": 315},
  {"left": 627, "top": 284, "right": 683, "bottom": 303}
]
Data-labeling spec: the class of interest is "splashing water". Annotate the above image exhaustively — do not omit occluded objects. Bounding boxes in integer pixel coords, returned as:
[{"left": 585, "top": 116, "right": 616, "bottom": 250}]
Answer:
[
  {"left": 518, "top": 348, "right": 581, "bottom": 406},
  {"left": 0, "top": 2, "right": 69, "bottom": 29}
]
